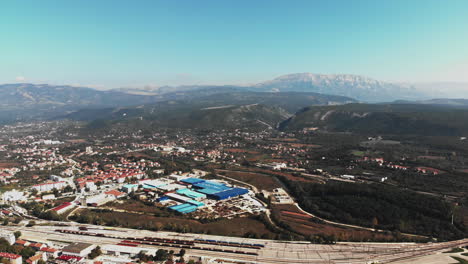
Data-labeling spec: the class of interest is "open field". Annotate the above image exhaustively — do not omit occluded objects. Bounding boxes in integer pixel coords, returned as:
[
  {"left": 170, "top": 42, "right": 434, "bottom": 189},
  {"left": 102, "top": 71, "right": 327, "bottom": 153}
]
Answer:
[
  {"left": 271, "top": 204, "right": 400, "bottom": 242},
  {"left": 216, "top": 169, "right": 282, "bottom": 191},
  {"left": 238, "top": 166, "right": 319, "bottom": 183},
  {"left": 72, "top": 208, "right": 276, "bottom": 238},
  {"left": 106, "top": 200, "right": 168, "bottom": 215}
]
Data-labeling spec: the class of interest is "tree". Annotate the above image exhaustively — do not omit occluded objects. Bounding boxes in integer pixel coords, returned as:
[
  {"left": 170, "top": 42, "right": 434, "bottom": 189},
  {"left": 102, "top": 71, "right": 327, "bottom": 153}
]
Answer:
[
  {"left": 2, "top": 219, "right": 9, "bottom": 226},
  {"left": 26, "top": 220, "right": 35, "bottom": 227},
  {"left": 31, "top": 189, "right": 38, "bottom": 196},
  {"left": 63, "top": 185, "right": 73, "bottom": 193},
  {"left": 52, "top": 188, "right": 59, "bottom": 197},
  {"left": 154, "top": 249, "right": 168, "bottom": 261},
  {"left": 20, "top": 247, "right": 36, "bottom": 258},
  {"left": 88, "top": 246, "right": 102, "bottom": 259},
  {"left": 13, "top": 231, "right": 21, "bottom": 239},
  {"left": 179, "top": 248, "right": 186, "bottom": 257}
]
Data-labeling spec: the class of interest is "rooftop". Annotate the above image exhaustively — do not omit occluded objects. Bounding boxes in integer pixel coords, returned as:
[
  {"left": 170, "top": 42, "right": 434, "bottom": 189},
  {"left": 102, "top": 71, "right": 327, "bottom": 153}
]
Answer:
[{"left": 62, "top": 242, "right": 94, "bottom": 254}]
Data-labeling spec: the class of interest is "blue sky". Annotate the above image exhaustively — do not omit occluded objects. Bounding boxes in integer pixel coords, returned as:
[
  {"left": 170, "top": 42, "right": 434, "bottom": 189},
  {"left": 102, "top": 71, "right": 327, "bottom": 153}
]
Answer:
[{"left": 1, "top": 0, "right": 468, "bottom": 88}]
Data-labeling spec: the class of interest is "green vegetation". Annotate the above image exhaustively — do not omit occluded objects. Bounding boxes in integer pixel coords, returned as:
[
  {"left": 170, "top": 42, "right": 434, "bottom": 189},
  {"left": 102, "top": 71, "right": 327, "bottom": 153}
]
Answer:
[
  {"left": 70, "top": 208, "right": 277, "bottom": 238},
  {"left": 280, "top": 179, "right": 466, "bottom": 240},
  {"left": 451, "top": 256, "right": 468, "bottom": 264},
  {"left": 444, "top": 248, "right": 465, "bottom": 253},
  {"left": 88, "top": 246, "right": 102, "bottom": 259},
  {"left": 0, "top": 238, "right": 37, "bottom": 260},
  {"left": 280, "top": 103, "right": 468, "bottom": 136},
  {"left": 22, "top": 202, "right": 65, "bottom": 221},
  {"left": 80, "top": 103, "right": 289, "bottom": 131}
]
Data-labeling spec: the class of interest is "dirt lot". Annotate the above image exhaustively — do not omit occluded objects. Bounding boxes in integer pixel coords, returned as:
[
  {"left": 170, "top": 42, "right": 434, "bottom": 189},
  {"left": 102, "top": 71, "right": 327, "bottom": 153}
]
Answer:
[
  {"left": 74, "top": 208, "right": 275, "bottom": 238},
  {"left": 216, "top": 169, "right": 282, "bottom": 191},
  {"left": 106, "top": 200, "right": 167, "bottom": 215}
]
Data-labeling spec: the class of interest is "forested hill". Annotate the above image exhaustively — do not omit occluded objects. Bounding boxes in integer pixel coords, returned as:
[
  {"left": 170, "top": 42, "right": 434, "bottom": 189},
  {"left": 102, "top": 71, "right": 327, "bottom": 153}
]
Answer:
[
  {"left": 279, "top": 103, "right": 468, "bottom": 136},
  {"left": 281, "top": 179, "right": 466, "bottom": 240},
  {"left": 73, "top": 103, "right": 290, "bottom": 131}
]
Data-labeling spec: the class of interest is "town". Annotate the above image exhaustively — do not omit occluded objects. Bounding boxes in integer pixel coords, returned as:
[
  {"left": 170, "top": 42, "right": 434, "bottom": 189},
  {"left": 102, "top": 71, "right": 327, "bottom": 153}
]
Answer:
[{"left": 1, "top": 120, "right": 467, "bottom": 263}]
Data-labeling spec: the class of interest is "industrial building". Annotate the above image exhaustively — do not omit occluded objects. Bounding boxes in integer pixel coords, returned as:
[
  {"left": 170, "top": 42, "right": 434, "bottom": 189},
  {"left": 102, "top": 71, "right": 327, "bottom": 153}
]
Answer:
[
  {"left": 176, "top": 188, "right": 206, "bottom": 200},
  {"left": 1, "top": 189, "right": 26, "bottom": 202},
  {"left": 208, "top": 187, "right": 249, "bottom": 200},
  {"left": 121, "top": 184, "right": 138, "bottom": 193},
  {"left": 180, "top": 177, "right": 205, "bottom": 185},
  {"left": 169, "top": 203, "right": 198, "bottom": 214},
  {"left": 51, "top": 202, "right": 76, "bottom": 214},
  {"left": 192, "top": 180, "right": 231, "bottom": 195},
  {"left": 61, "top": 243, "right": 95, "bottom": 257},
  {"left": 31, "top": 181, "right": 67, "bottom": 193},
  {"left": 101, "top": 244, "right": 156, "bottom": 258}
]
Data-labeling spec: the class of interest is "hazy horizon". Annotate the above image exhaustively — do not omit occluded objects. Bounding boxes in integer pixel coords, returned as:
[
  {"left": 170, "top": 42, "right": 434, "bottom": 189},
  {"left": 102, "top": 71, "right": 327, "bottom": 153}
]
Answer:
[{"left": 1, "top": 0, "right": 468, "bottom": 92}]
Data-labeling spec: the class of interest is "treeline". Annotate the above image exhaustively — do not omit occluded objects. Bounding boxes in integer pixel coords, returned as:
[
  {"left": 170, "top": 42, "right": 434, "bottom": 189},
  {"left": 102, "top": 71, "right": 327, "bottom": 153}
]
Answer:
[
  {"left": 280, "top": 179, "right": 466, "bottom": 240},
  {"left": 0, "top": 238, "right": 37, "bottom": 260},
  {"left": 22, "top": 202, "right": 66, "bottom": 221}
]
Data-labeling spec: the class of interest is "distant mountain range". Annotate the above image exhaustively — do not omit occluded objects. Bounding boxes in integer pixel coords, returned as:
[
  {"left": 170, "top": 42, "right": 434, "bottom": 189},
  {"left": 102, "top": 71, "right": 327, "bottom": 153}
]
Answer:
[
  {"left": 253, "top": 73, "right": 424, "bottom": 102},
  {"left": 1, "top": 73, "right": 467, "bottom": 126},
  {"left": 111, "top": 73, "right": 427, "bottom": 102}
]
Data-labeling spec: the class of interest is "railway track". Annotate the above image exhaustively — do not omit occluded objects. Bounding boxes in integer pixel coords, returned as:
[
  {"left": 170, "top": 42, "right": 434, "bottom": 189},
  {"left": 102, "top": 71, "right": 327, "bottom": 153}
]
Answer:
[{"left": 3, "top": 225, "right": 467, "bottom": 264}]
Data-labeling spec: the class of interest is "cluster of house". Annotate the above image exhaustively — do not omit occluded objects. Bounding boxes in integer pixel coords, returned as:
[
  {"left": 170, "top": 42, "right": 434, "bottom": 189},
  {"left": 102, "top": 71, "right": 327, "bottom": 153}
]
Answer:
[
  {"left": 11, "top": 145, "right": 71, "bottom": 172},
  {"left": 75, "top": 158, "right": 161, "bottom": 190},
  {"left": 359, "top": 157, "right": 443, "bottom": 175},
  {"left": 0, "top": 167, "right": 20, "bottom": 184},
  {"left": 0, "top": 239, "right": 97, "bottom": 264}
]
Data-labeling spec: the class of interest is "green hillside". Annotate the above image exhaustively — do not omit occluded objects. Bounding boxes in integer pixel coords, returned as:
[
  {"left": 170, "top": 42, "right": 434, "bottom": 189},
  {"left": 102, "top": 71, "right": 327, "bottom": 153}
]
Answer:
[
  {"left": 78, "top": 103, "right": 290, "bottom": 131},
  {"left": 279, "top": 103, "right": 468, "bottom": 136}
]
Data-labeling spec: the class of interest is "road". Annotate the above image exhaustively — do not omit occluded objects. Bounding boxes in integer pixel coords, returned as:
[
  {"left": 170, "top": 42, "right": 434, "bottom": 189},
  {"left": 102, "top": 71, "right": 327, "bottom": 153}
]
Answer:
[
  {"left": 216, "top": 168, "right": 428, "bottom": 239},
  {"left": 294, "top": 203, "right": 428, "bottom": 239}
]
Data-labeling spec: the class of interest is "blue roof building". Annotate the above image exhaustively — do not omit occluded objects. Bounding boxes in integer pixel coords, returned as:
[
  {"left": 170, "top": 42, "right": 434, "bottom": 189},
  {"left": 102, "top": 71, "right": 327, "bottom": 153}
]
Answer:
[
  {"left": 180, "top": 178, "right": 205, "bottom": 185},
  {"left": 176, "top": 188, "right": 206, "bottom": 200},
  {"left": 208, "top": 187, "right": 249, "bottom": 200}
]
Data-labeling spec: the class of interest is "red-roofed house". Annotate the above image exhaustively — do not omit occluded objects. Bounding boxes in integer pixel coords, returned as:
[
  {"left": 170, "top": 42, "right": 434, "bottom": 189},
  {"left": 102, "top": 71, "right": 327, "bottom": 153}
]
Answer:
[
  {"left": 104, "top": 190, "right": 126, "bottom": 199},
  {"left": 57, "top": 255, "right": 83, "bottom": 261},
  {"left": 40, "top": 247, "right": 59, "bottom": 258},
  {"left": 0, "top": 252, "right": 22, "bottom": 264},
  {"left": 15, "top": 240, "right": 30, "bottom": 247},
  {"left": 26, "top": 253, "right": 46, "bottom": 264},
  {"left": 416, "top": 167, "right": 442, "bottom": 175}
]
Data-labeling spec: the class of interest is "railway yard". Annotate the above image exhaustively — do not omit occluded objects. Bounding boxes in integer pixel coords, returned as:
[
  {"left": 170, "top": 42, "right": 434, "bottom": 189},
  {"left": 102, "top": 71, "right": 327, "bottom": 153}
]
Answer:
[{"left": 2, "top": 222, "right": 467, "bottom": 264}]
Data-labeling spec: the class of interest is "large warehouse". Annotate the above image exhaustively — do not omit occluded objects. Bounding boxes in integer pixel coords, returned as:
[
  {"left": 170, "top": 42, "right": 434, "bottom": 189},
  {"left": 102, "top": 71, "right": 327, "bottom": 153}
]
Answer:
[{"left": 208, "top": 187, "right": 249, "bottom": 200}]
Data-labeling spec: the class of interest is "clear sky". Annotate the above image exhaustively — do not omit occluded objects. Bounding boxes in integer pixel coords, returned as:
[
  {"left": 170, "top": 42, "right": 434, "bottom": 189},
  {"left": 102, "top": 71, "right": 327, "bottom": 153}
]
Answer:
[{"left": 1, "top": 0, "right": 468, "bottom": 88}]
